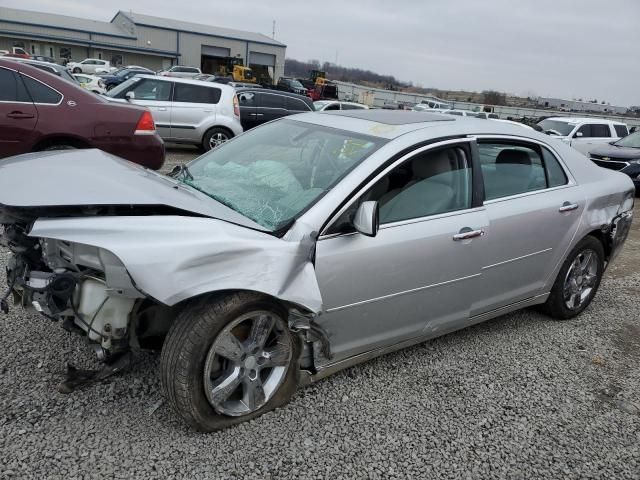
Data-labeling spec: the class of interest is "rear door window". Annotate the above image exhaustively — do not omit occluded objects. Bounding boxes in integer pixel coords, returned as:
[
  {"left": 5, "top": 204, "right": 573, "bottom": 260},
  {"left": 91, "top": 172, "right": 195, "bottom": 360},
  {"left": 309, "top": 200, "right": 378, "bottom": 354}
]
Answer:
[
  {"left": 479, "top": 142, "right": 568, "bottom": 200},
  {"left": 478, "top": 143, "right": 547, "bottom": 200},
  {"left": 173, "top": 83, "right": 221, "bottom": 104},
  {"left": 614, "top": 124, "right": 628, "bottom": 137},
  {"left": 260, "top": 93, "right": 286, "bottom": 109},
  {"left": 20, "top": 75, "right": 62, "bottom": 104},
  {"left": 0, "top": 67, "right": 31, "bottom": 102}
]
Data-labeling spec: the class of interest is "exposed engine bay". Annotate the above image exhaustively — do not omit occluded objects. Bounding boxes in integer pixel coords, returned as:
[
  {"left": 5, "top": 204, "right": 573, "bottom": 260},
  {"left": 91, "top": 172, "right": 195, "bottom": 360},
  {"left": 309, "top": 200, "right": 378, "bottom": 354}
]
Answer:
[{"left": 2, "top": 221, "right": 144, "bottom": 359}]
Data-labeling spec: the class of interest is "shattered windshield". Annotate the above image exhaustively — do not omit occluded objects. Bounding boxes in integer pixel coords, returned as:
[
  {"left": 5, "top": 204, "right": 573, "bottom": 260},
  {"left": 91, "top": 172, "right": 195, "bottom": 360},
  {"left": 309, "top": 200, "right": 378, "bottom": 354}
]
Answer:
[{"left": 182, "top": 120, "right": 386, "bottom": 231}]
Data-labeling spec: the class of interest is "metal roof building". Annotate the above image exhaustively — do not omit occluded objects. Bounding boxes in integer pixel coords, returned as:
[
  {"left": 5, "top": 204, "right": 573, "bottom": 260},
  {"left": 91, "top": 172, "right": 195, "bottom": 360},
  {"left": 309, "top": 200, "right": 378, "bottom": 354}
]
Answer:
[{"left": 0, "top": 7, "right": 286, "bottom": 81}]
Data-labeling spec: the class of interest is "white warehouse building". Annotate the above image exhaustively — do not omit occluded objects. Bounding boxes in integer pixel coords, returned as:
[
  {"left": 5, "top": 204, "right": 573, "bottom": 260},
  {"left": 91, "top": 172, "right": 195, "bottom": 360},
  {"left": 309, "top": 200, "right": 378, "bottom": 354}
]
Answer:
[
  {"left": 0, "top": 7, "right": 286, "bottom": 82},
  {"left": 537, "top": 97, "right": 628, "bottom": 115}
]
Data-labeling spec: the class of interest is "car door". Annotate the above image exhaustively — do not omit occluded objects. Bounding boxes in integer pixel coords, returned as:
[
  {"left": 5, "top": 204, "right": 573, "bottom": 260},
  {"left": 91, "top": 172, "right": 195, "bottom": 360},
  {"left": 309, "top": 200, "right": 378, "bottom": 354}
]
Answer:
[
  {"left": 237, "top": 91, "right": 258, "bottom": 130},
  {"left": 0, "top": 67, "right": 38, "bottom": 157},
  {"left": 314, "top": 140, "right": 488, "bottom": 364},
  {"left": 256, "top": 92, "right": 288, "bottom": 125},
  {"left": 570, "top": 123, "right": 612, "bottom": 155},
  {"left": 170, "top": 83, "right": 221, "bottom": 141},
  {"left": 111, "top": 77, "right": 173, "bottom": 138},
  {"left": 471, "top": 139, "right": 581, "bottom": 315}
]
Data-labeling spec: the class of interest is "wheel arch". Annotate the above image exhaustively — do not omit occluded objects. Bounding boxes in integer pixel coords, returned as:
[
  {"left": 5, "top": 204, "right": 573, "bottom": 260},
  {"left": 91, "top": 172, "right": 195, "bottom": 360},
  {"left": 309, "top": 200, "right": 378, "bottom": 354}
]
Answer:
[{"left": 33, "top": 135, "right": 91, "bottom": 151}]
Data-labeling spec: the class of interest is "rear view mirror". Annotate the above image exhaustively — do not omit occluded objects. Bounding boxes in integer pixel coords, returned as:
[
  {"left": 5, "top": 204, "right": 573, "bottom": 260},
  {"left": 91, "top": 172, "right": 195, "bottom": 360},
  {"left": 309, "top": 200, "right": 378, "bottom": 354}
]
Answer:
[
  {"left": 125, "top": 91, "right": 135, "bottom": 101},
  {"left": 574, "top": 131, "right": 583, "bottom": 138},
  {"left": 353, "top": 201, "right": 379, "bottom": 237}
]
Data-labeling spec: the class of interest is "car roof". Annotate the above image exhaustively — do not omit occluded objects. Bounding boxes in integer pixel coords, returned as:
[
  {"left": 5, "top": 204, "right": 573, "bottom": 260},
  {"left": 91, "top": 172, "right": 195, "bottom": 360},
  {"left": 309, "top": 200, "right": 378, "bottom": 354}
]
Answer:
[
  {"left": 544, "top": 116, "right": 626, "bottom": 126},
  {"left": 235, "top": 88, "right": 311, "bottom": 100},
  {"left": 290, "top": 110, "right": 543, "bottom": 140},
  {"left": 135, "top": 74, "right": 232, "bottom": 89},
  {"left": 4, "top": 57, "right": 66, "bottom": 71}
]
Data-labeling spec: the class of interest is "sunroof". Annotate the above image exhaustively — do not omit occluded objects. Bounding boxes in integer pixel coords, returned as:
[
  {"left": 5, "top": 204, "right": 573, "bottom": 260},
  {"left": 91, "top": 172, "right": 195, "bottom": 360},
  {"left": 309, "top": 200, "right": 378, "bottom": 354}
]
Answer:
[{"left": 323, "top": 109, "right": 455, "bottom": 125}]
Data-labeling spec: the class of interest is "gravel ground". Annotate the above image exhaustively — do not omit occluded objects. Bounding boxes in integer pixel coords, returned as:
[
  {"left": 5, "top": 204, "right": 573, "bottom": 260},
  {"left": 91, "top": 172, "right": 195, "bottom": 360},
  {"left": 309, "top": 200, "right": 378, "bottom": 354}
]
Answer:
[{"left": 0, "top": 150, "right": 639, "bottom": 479}]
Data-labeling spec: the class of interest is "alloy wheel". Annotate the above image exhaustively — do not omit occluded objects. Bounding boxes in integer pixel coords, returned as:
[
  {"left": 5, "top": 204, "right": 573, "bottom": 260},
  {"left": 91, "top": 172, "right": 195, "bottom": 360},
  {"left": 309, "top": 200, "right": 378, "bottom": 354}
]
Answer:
[
  {"left": 203, "top": 311, "right": 292, "bottom": 416},
  {"left": 209, "top": 132, "right": 230, "bottom": 149},
  {"left": 563, "top": 248, "right": 598, "bottom": 310}
]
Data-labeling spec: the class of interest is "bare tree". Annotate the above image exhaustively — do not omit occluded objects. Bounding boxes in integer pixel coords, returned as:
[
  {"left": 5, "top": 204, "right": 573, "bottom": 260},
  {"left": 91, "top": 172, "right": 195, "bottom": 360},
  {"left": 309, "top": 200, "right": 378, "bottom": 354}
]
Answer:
[{"left": 482, "top": 90, "right": 507, "bottom": 105}]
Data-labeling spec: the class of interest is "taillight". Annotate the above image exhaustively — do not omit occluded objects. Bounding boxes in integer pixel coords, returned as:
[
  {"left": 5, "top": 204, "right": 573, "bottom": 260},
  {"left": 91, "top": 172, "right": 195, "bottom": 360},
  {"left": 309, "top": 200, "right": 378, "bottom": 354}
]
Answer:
[
  {"left": 233, "top": 94, "right": 240, "bottom": 117},
  {"left": 134, "top": 110, "right": 156, "bottom": 135}
]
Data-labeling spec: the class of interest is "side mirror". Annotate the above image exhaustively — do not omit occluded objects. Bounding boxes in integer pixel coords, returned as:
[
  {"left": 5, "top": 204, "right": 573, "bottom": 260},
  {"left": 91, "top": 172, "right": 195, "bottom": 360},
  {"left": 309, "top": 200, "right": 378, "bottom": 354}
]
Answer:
[
  {"left": 353, "top": 201, "right": 379, "bottom": 237},
  {"left": 574, "top": 131, "right": 583, "bottom": 138},
  {"left": 125, "top": 91, "right": 135, "bottom": 101}
]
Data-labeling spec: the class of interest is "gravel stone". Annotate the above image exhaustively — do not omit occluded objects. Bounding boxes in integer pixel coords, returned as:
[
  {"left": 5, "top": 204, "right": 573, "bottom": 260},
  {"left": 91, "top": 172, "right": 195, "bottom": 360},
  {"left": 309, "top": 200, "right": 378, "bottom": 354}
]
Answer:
[{"left": 0, "top": 149, "right": 638, "bottom": 479}]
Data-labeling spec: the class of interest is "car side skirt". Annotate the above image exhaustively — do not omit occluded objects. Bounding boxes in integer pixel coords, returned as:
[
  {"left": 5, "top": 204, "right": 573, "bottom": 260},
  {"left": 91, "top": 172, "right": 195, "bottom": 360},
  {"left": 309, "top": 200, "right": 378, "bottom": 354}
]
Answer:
[{"left": 301, "top": 293, "right": 550, "bottom": 385}]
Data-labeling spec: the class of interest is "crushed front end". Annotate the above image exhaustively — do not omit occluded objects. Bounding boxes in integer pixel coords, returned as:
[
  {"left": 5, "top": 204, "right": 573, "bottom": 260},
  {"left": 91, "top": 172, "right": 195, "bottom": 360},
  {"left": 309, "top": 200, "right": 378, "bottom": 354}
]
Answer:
[{"left": 1, "top": 218, "right": 143, "bottom": 363}]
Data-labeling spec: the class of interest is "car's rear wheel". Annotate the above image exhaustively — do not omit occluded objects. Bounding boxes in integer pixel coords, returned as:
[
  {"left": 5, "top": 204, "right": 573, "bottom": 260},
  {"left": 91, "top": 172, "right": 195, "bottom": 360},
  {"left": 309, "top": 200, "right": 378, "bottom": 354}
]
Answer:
[
  {"left": 160, "top": 292, "right": 300, "bottom": 432},
  {"left": 540, "top": 236, "right": 604, "bottom": 320},
  {"left": 42, "top": 144, "right": 77, "bottom": 151},
  {"left": 202, "top": 127, "right": 232, "bottom": 151},
  {"left": 72, "top": 67, "right": 81, "bottom": 73}
]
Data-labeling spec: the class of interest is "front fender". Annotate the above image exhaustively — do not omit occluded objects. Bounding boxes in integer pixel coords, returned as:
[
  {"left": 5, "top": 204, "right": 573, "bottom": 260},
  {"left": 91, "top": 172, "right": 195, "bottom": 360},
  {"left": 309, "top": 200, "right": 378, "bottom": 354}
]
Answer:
[{"left": 29, "top": 215, "right": 323, "bottom": 314}]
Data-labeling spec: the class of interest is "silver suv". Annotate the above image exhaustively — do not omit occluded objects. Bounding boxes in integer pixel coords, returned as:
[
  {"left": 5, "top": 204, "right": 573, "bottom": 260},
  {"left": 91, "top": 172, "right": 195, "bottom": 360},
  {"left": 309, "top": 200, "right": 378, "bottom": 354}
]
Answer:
[{"left": 107, "top": 75, "right": 243, "bottom": 150}]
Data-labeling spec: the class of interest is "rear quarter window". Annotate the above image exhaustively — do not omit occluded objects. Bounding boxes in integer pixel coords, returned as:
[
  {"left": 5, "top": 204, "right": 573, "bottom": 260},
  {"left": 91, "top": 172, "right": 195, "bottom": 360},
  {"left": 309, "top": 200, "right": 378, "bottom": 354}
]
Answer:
[{"left": 20, "top": 75, "right": 62, "bottom": 104}]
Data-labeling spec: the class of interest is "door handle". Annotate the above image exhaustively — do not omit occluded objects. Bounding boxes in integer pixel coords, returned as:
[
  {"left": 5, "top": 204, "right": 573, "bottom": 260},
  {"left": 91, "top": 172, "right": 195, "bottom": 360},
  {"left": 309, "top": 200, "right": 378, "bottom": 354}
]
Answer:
[
  {"left": 7, "top": 112, "right": 35, "bottom": 119},
  {"left": 559, "top": 202, "right": 579, "bottom": 213},
  {"left": 155, "top": 107, "right": 167, "bottom": 111},
  {"left": 255, "top": 113, "right": 264, "bottom": 117},
  {"left": 453, "top": 229, "right": 485, "bottom": 241}
]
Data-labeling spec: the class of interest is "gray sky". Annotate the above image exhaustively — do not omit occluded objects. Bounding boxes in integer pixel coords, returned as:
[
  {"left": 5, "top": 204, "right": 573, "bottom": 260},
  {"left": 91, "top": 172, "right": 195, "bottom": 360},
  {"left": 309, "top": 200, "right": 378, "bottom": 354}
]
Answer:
[{"left": 4, "top": 0, "right": 639, "bottom": 105}]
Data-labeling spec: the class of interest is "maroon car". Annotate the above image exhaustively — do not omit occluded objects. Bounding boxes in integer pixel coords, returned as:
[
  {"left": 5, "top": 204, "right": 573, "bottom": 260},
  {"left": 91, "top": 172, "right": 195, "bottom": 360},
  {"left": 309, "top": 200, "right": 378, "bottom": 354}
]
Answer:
[{"left": 0, "top": 59, "right": 165, "bottom": 170}]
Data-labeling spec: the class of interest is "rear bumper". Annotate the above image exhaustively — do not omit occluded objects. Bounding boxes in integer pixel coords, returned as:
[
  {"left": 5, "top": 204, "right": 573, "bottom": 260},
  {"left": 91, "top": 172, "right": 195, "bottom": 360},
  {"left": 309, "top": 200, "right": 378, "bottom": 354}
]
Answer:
[
  {"left": 95, "top": 134, "right": 165, "bottom": 170},
  {"left": 608, "top": 210, "right": 633, "bottom": 265}
]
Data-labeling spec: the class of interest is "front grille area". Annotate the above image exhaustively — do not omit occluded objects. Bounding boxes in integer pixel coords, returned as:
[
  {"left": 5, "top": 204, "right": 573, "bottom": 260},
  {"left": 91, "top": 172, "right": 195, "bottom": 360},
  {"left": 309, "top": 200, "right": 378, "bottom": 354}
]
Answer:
[{"left": 591, "top": 158, "right": 628, "bottom": 171}]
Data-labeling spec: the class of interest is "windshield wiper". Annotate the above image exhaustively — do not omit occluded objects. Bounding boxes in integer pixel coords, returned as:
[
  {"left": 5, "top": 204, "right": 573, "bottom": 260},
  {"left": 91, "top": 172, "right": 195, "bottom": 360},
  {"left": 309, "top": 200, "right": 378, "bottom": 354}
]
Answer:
[{"left": 169, "top": 164, "right": 194, "bottom": 181}]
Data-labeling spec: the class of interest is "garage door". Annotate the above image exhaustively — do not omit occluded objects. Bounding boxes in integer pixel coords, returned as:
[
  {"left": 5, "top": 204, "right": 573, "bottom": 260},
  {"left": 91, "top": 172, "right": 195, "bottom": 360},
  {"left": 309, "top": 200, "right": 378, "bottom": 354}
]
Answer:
[
  {"left": 249, "top": 52, "right": 275, "bottom": 66},
  {"left": 202, "top": 45, "right": 230, "bottom": 57}
]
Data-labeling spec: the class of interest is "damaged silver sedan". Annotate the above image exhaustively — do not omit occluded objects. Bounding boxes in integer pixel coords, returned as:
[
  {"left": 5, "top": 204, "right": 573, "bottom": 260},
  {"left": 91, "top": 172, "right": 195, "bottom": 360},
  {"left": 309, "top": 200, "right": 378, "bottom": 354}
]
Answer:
[{"left": 0, "top": 110, "right": 634, "bottom": 431}]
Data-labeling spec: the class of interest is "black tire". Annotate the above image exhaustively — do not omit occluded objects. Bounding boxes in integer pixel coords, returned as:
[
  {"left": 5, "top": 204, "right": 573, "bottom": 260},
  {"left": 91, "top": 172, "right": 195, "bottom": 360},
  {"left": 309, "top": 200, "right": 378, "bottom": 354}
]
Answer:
[
  {"left": 202, "top": 127, "right": 232, "bottom": 151},
  {"left": 160, "top": 292, "right": 300, "bottom": 432},
  {"left": 540, "top": 236, "right": 605, "bottom": 320},
  {"left": 72, "top": 67, "right": 81, "bottom": 74},
  {"left": 42, "top": 144, "right": 77, "bottom": 151}
]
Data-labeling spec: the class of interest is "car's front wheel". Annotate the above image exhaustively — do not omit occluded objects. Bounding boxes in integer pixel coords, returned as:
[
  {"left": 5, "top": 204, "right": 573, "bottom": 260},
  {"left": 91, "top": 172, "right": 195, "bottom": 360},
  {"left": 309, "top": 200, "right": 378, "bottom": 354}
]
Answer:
[
  {"left": 160, "top": 292, "right": 300, "bottom": 431},
  {"left": 541, "top": 236, "right": 604, "bottom": 319},
  {"left": 72, "top": 67, "right": 82, "bottom": 73}
]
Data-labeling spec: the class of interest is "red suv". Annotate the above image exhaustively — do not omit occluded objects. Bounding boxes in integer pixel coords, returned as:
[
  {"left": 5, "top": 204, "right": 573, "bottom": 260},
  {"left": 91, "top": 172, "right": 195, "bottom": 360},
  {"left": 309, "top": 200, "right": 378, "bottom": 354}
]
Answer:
[{"left": 0, "top": 59, "right": 165, "bottom": 169}]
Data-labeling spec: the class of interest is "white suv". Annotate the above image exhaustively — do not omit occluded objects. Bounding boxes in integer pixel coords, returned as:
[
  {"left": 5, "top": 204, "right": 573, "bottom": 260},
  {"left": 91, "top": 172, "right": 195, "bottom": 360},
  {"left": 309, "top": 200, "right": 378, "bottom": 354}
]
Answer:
[
  {"left": 107, "top": 75, "right": 243, "bottom": 150},
  {"left": 537, "top": 117, "right": 629, "bottom": 155},
  {"left": 66, "top": 58, "right": 115, "bottom": 74}
]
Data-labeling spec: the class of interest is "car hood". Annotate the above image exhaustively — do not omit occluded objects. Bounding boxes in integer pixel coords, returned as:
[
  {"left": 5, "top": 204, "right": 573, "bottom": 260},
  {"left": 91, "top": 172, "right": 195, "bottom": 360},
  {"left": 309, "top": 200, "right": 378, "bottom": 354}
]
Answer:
[
  {"left": 589, "top": 144, "right": 640, "bottom": 159},
  {"left": 0, "top": 149, "right": 265, "bottom": 231}
]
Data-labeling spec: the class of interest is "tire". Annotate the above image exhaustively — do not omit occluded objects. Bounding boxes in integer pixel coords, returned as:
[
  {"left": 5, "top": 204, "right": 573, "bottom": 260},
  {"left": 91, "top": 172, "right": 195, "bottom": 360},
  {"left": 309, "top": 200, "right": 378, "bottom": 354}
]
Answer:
[
  {"left": 42, "top": 144, "right": 77, "bottom": 151},
  {"left": 160, "top": 292, "right": 300, "bottom": 432},
  {"left": 202, "top": 127, "right": 232, "bottom": 151},
  {"left": 540, "top": 236, "right": 605, "bottom": 320},
  {"left": 72, "top": 67, "right": 81, "bottom": 74}
]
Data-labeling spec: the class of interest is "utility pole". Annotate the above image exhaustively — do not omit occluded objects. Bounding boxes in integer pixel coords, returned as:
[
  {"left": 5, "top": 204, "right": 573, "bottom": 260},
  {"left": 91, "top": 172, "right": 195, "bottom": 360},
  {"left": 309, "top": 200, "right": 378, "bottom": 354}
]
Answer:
[{"left": 272, "top": 20, "right": 276, "bottom": 39}]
